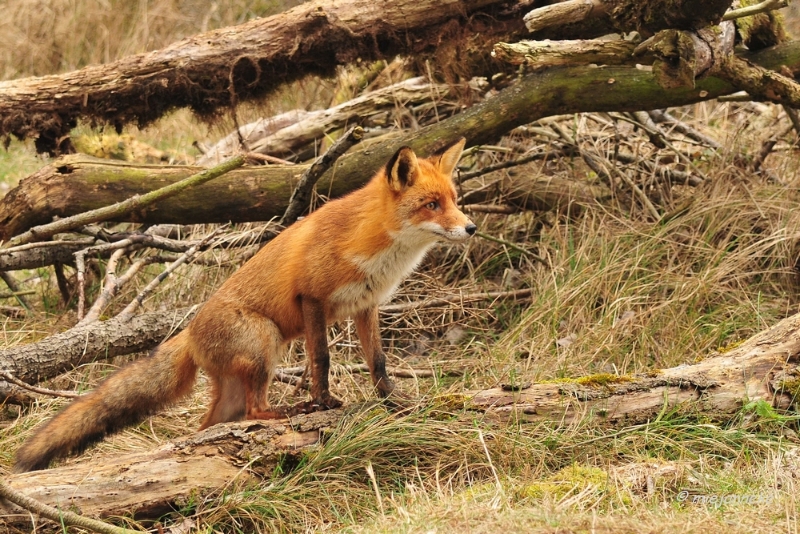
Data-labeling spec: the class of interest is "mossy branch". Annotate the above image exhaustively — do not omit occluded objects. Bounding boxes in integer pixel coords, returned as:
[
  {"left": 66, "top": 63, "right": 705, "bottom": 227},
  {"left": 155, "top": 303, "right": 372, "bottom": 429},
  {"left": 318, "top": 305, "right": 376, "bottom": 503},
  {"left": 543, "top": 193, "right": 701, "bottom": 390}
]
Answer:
[
  {"left": 723, "top": 0, "right": 788, "bottom": 21},
  {"left": 3, "top": 155, "right": 245, "bottom": 248},
  {"left": 715, "top": 54, "right": 800, "bottom": 106}
]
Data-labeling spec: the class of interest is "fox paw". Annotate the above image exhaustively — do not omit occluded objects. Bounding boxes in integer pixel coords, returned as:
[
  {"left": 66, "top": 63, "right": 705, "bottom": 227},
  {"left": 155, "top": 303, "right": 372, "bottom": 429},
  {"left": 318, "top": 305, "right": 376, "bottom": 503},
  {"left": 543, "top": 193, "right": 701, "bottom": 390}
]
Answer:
[
  {"left": 285, "top": 395, "right": 343, "bottom": 416},
  {"left": 313, "top": 394, "right": 343, "bottom": 410}
]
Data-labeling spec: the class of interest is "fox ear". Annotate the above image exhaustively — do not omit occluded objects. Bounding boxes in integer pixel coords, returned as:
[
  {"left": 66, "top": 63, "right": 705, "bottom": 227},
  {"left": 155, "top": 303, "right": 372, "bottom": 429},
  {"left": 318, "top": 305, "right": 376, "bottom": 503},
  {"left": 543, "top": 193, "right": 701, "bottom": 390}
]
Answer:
[
  {"left": 386, "top": 146, "right": 419, "bottom": 191},
  {"left": 435, "top": 137, "right": 466, "bottom": 177}
]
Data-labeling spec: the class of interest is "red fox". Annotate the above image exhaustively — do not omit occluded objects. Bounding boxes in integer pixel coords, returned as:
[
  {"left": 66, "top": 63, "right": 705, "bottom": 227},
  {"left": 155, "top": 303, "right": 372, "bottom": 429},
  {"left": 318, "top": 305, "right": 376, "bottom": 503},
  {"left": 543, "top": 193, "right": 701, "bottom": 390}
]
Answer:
[{"left": 14, "top": 138, "right": 476, "bottom": 472}]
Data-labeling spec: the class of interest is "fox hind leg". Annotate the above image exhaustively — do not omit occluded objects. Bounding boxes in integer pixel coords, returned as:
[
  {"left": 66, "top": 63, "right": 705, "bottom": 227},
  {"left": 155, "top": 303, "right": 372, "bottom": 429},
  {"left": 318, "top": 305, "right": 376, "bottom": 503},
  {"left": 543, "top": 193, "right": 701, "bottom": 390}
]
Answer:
[
  {"left": 199, "top": 374, "right": 246, "bottom": 430},
  {"left": 195, "top": 309, "right": 288, "bottom": 425},
  {"left": 238, "top": 317, "right": 288, "bottom": 421}
]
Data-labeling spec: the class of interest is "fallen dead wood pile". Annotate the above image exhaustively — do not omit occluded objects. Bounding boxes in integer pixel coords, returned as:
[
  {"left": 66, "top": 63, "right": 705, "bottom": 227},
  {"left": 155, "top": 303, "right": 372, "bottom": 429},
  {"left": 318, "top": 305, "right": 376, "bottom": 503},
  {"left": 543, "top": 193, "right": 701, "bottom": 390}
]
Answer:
[
  {"left": 2, "top": 307, "right": 799, "bottom": 526},
  {"left": 2, "top": 1, "right": 800, "bottom": 531}
]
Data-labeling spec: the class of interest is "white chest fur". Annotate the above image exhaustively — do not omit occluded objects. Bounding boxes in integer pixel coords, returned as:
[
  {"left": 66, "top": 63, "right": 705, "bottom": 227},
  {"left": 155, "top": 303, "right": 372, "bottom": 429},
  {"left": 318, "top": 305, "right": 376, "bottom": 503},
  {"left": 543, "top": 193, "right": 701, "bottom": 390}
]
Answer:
[{"left": 329, "top": 227, "right": 436, "bottom": 319}]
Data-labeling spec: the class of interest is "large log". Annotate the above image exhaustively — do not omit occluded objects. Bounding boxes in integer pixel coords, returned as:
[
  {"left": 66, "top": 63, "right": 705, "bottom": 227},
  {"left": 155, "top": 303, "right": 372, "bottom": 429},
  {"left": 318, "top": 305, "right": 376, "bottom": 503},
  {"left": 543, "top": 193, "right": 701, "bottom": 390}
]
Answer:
[
  {"left": 2, "top": 308, "right": 799, "bottom": 527},
  {"left": 2, "top": 40, "right": 798, "bottom": 242},
  {"left": 0, "top": 0, "right": 526, "bottom": 154}
]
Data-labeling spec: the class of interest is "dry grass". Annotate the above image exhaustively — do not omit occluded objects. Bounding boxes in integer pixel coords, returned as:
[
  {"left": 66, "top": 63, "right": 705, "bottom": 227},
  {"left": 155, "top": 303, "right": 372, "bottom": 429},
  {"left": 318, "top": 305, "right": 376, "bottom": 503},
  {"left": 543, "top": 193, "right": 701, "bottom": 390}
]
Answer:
[
  {"left": 0, "top": 0, "right": 305, "bottom": 80},
  {"left": 3, "top": 1, "right": 800, "bottom": 532}
]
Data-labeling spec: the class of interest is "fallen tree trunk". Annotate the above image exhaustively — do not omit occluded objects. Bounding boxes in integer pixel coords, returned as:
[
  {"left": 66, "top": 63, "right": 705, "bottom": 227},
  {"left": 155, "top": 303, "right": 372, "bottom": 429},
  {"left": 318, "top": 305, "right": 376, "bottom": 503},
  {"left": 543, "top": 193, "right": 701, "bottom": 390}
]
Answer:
[
  {"left": 0, "top": 307, "right": 197, "bottom": 404},
  {"left": 0, "top": 0, "right": 526, "bottom": 154},
  {"left": 2, "top": 308, "right": 799, "bottom": 526},
  {"left": 0, "top": 157, "right": 302, "bottom": 242},
  {"left": 2, "top": 40, "right": 798, "bottom": 241}
]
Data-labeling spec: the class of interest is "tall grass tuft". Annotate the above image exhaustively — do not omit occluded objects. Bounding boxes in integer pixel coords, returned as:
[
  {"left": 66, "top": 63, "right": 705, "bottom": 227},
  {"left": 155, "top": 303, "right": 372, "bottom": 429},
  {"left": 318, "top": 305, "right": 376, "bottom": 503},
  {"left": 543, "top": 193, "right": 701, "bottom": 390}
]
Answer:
[{"left": 494, "top": 183, "right": 800, "bottom": 381}]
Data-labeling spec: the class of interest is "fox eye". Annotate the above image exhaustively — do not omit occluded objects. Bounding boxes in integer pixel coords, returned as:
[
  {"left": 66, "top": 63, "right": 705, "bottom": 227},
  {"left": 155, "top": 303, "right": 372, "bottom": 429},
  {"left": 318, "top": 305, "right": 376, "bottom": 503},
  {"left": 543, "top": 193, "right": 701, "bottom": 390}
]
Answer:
[{"left": 425, "top": 201, "right": 439, "bottom": 210}]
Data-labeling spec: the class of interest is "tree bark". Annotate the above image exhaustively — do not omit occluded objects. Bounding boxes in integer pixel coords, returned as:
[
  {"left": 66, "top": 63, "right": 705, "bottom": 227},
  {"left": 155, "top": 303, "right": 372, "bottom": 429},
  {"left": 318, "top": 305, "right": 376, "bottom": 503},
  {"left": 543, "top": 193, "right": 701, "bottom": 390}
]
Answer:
[
  {"left": 5, "top": 156, "right": 245, "bottom": 249},
  {"left": 2, "top": 308, "right": 799, "bottom": 526},
  {"left": 0, "top": 0, "right": 526, "bottom": 154},
  {"left": 525, "top": 0, "right": 733, "bottom": 40},
  {"left": 2, "top": 40, "right": 798, "bottom": 242},
  {"left": 0, "top": 155, "right": 324, "bottom": 242},
  {"left": 492, "top": 38, "right": 640, "bottom": 70},
  {"left": 0, "top": 411, "right": 341, "bottom": 525},
  {"left": 0, "top": 240, "right": 92, "bottom": 272}
]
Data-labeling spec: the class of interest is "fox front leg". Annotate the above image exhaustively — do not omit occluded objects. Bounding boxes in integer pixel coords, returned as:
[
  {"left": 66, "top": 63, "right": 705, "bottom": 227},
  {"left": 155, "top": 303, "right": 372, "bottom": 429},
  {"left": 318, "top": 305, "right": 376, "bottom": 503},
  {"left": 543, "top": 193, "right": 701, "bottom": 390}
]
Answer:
[
  {"left": 301, "top": 295, "right": 343, "bottom": 410},
  {"left": 354, "top": 306, "right": 396, "bottom": 398}
]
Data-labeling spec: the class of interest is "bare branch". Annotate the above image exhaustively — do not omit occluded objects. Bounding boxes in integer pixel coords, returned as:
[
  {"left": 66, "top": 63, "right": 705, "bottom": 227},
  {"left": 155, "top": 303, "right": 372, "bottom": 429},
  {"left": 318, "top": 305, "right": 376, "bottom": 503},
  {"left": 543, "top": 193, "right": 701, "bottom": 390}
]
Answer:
[
  {"left": 244, "top": 152, "right": 296, "bottom": 165},
  {"left": 493, "top": 38, "right": 637, "bottom": 69},
  {"left": 723, "top": 0, "right": 788, "bottom": 20},
  {"left": 116, "top": 230, "right": 222, "bottom": 323},
  {"left": 647, "top": 109, "right": 722, "bottom": 149},
  {"left": 463, "top": 204, "right": 519, "bottom": 214},
  {"left": 608, "top": 112, "right": 709, "bottom": 182},
  {"left": 783, "top": 105, "right": 800, "bottom": 139},
  {"left": 0, "top": 271, "right": 31, "bottom": 312},
  {"left": 0, "top": 371, "right": 80, "bottom": 399},
  {"left": 79, "top": 252, "right": 156, "bottom": 326},
  {"left": 380, "top": 288, "right": 534, "bottom": 314},
  {"left": 523, "top": 0, "right": 596, "bottom": 33},
  {"left": 456, "top": 146, "right": 575, "bottom": 183},
  {"left": 280, "top": 126, "right": 365, "bottom": 226},
  {"left": 715, "top": 54, "right": 800, "bottom": 108},
  {"left": 0, "top": 290, "right": 35, "bottom": 300}
]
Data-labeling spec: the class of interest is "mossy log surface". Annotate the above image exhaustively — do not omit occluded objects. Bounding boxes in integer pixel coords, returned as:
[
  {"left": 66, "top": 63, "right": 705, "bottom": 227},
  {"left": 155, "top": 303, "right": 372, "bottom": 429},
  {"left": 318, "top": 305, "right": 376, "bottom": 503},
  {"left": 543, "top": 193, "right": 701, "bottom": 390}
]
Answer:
[
  {"left": 2, "top": 309, "right": 799, "bottom": 527},
  {"left": 471, "top": 311, "right": 800, "bottom": 423}
]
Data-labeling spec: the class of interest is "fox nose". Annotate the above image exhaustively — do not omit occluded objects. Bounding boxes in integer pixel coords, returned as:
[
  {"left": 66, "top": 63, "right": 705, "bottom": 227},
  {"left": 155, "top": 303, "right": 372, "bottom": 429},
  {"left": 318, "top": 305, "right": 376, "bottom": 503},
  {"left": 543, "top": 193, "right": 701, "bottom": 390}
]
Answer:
[{"left": 465, "top": 223, "right": 477, "bottom": 236}]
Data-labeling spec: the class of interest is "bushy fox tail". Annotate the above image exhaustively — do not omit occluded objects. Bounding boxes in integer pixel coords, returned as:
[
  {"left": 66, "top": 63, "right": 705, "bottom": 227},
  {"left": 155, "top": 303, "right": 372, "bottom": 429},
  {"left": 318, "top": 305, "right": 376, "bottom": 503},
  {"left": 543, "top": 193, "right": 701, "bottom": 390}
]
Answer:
[{"left": 14, "top": 330, "right": 198, "bottom": 472}]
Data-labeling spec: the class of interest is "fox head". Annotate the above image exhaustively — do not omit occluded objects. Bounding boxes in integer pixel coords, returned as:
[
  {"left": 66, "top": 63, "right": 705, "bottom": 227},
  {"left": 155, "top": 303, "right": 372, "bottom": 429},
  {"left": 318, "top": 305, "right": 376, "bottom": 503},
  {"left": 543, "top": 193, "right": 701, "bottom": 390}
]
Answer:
[{"left": 384, "top": 138, "right": 477, "bottom": 243}]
